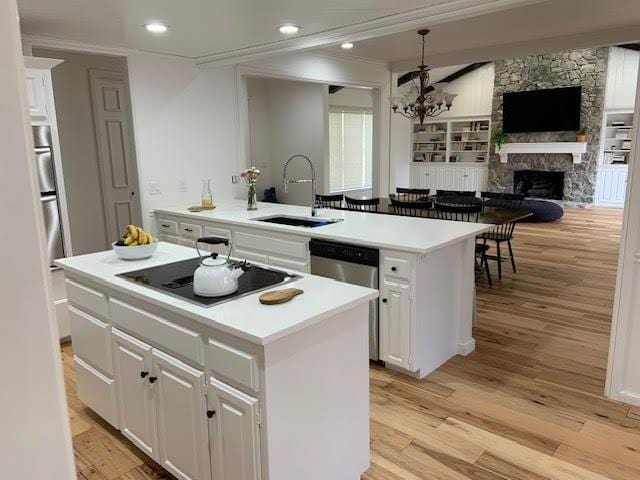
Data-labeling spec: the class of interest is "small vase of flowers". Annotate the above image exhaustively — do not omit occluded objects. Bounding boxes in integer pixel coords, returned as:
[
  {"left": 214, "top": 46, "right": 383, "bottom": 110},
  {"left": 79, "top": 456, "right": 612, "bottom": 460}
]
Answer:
[{"left": 241, "top": 167, "right": 260, "bottom": 210}]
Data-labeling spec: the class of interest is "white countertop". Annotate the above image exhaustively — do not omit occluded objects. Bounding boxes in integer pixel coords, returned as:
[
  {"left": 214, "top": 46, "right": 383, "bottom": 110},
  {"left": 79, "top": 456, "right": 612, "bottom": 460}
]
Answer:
[
  {"left": 154, "top": 200, "right": 490, "bottom": 254},
  {"left": 55, "top": 243, "right": 378, "bottom": 346}
]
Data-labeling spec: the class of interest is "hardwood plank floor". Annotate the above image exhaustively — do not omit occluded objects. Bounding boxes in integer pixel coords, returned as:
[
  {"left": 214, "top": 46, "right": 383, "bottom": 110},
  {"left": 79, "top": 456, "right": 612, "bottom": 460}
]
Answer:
[{"left": 61, "top": 207, "right": 640, "bottom": 479}]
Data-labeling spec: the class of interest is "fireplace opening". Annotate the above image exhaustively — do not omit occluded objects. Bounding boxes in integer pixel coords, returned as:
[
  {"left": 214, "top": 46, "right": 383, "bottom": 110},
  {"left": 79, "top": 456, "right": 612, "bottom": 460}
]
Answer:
[{"left": 514, "top": 170, "right": 564, "bottom": 200}]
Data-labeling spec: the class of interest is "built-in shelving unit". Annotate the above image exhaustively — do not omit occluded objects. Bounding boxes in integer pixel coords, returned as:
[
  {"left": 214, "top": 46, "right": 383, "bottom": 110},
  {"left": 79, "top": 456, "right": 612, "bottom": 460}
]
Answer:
[
  {"left": 601, "top": 111, "right": 634, "bottom": 165},
  {"left": 412, "top": 117, "right": 490, "bottom": 164}
]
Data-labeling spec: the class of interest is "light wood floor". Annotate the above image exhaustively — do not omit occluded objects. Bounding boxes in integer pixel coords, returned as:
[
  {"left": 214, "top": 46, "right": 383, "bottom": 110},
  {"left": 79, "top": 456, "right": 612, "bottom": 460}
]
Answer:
[{"left": 61, "top": 207, "right": 640, "bottom": 480}]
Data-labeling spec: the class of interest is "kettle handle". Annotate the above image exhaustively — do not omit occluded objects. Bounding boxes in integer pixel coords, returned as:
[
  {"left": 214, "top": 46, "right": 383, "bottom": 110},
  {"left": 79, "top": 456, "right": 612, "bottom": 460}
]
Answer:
[{"left": 195, "top": 237, "right": 231, "bottom": 264}]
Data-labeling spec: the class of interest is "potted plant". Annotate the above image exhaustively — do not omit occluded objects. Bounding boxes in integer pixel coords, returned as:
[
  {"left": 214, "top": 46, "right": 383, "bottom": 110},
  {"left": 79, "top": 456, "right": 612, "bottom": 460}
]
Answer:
[
  {"left": 576, "top": 127, "right": 588, "bottom": 143},
  {"left": 492, "top": 130, "right": 509, "bottom": 152}
]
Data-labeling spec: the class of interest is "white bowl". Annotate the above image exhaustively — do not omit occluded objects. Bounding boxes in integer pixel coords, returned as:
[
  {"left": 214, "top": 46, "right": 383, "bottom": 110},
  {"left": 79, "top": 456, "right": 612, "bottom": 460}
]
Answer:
[{"left": 112, "top": 240, "right": 158, "bottom": 260}]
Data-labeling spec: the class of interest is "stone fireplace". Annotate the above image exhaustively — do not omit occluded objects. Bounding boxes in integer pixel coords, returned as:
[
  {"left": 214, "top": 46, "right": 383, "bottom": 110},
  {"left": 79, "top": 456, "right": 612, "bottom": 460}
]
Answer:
[
  {"left": 488, "top": 47, "right": 608, "bottom": 204},
  {"left": 514, "top": 170, "right": 565, "bottom": 200}
]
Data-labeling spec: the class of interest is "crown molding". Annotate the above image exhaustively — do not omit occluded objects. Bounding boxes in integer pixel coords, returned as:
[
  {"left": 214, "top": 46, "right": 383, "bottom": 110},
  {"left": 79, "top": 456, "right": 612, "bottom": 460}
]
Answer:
[
  {"left": 21, "top": 34, "right": 192, "bottom": 61},
  {"left": 195, "top": 0, "right": 548, "bottom": 67}
]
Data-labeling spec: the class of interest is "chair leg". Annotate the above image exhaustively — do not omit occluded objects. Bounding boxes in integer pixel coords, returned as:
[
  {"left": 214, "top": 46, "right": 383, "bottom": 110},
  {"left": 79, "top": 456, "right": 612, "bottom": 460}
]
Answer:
[
  {"left": 508, "top": 239, "right": 516, "bottom": 273},
  {"left": 496, "top": 240, "right": 502, "bottom": 279},
  {"left": 483, "top": 253, "right": 492, "bottom": 286}
]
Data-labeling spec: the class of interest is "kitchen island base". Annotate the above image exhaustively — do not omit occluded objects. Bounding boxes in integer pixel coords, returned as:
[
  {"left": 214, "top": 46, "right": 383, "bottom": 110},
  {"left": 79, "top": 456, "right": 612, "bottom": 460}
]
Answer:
[{"left": 57, "top": 245, "right": 376, "bottom": 480}]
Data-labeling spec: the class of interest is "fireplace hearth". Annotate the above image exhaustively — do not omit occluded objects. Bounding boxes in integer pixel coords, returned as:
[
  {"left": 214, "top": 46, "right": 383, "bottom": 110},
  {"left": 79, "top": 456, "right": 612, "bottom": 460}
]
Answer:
[{"left": 514, "top": 170, "right": 565, "bottom": 200}]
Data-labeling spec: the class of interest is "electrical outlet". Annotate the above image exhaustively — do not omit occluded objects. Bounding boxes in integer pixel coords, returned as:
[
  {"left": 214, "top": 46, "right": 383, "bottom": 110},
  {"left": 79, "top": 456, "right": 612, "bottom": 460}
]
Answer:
[
  {"left": 231, "top": 175, "right": 239, "bottom": 184},
  {"left": 178, "top": 180, "right": 188, "bottom": 192},
  {"left": 148, "top": 182, "right": 161, "bottom": 195}
]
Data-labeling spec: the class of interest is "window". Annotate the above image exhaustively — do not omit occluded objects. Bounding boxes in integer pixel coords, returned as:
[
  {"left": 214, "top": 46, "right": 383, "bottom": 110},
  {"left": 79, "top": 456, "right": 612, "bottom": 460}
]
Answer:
[{"left": 329, "top": 109, "right": 373, "bottom": 192}]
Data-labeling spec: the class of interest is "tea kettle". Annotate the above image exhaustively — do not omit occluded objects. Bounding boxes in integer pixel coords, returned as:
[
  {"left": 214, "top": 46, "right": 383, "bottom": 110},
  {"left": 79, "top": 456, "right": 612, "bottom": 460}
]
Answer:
[{"left": 193, "top": 237, "right": 244, "bottom": 297}]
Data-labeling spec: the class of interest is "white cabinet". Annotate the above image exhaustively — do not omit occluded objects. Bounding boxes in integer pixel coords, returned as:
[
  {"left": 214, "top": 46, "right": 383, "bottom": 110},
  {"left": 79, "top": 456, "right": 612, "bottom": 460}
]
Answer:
[
  {"left": 379, "top": 279, "right": 412, "bottom": 370},
  {"left": 24, "top": 68, "right": 49, "bottom": 121},
  {"left": 596, "top": 166, "right": 628, "bottom": 207},
  {"left": 410, "top": 164, "right": 488, "bottom": 194},
  {"left": 112, "top": 329, "right": 157, "bottom": 457},
  {"left": 112, "top": 328, "right": 210, "bottom": 480},
  {"left": 153, "top": 349, "right": 211, "bottom": 480},
  {"left": 208, "top": 377, "right": 261, "bottom": 480},
  {"left": 605, "top": 47, "right": 639, "bottom": 110}
]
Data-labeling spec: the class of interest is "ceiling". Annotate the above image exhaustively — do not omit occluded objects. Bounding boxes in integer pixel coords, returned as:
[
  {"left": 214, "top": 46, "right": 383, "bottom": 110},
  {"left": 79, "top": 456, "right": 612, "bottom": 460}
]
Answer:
[
  {"left": 325, "top": 0, "right": 640, "bottom": 70},
  {"left": 17, "top": 0, "right": 443, "bottom": 58}
]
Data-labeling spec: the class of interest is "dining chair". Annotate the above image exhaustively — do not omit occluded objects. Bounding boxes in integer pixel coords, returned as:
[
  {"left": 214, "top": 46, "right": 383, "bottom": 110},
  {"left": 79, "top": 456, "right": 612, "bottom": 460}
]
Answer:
[
  {"left": 390, "top": 197, "right": 432, "bottom": 217},
  {"left": 395, "top": 187, "right": 430, "bottom": 202},
  {"left": 315, "top": 193, "right": 344, "bottom": 208},
  {"left": 435, "top": 201, "right": 492, "bottom": 285},
  {"left": 478, "top": 192, "right": 525, "bottom": 279},
  {"left": 435, "top": 190, "right": 477, "bottom": 197},
  {"left": 344, "top": 196, "right": 380, "bottom": 212}
]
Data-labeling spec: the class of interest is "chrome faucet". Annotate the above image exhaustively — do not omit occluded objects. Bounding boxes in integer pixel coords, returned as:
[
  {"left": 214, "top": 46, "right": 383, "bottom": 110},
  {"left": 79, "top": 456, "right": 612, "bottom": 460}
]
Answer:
[{"left": 282, "top": 154, "right": 318, "bottom": 217}]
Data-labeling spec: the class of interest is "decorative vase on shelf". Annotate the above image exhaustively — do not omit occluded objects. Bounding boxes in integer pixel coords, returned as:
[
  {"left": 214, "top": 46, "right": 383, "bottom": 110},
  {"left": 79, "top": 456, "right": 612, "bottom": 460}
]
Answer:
[{"left": 247, "top": 184, "right": 258, "bottom": 210}]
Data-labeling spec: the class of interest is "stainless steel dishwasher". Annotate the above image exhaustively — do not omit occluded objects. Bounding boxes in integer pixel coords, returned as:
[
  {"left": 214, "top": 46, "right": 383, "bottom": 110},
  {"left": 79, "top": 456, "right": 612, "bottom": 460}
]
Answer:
[{"left": 309, "top": 239, "right": 380, "bottom": 361}]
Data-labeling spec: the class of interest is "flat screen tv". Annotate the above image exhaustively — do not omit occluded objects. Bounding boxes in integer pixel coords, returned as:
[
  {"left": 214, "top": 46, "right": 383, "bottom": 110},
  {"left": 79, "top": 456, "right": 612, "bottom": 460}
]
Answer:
[{"left": 503, "top": 86, "right": 581, "bottom": 133}]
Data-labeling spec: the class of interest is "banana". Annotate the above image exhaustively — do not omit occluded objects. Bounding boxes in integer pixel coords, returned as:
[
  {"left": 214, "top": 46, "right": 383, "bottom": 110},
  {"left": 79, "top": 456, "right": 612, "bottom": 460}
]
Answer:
[
  {"left": 126, "top": 225, "right": 138, "bottom": 241},
  {"left": 123, "top": 234, "right": 134, "bottom": 246},
  {"left": 137, "top": 227, "right": 148, "bottom": 245},
  {"left": 130, "top": 240, "right": 139, "bottom": 246}
]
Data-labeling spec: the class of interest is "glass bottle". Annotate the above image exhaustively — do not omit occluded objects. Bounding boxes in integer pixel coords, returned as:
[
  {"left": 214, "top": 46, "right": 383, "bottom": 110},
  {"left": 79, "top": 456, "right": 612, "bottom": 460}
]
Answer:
[{"left": 201, "top": 179, "right": 213, "bottom": 208}]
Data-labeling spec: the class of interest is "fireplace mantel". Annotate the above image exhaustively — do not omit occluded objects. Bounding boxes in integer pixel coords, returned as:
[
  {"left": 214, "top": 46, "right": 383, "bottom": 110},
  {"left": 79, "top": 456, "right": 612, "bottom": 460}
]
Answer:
[{"left": 496, "top": 142, "right": 588, "bottom": 164}]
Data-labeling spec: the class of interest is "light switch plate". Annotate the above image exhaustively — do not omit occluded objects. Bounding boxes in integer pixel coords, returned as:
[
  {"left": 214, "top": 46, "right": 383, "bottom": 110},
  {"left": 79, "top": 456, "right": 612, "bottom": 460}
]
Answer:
[
  {"left": 231, "top": 175, "right": 239, "bottom": 184},
  {"left": 148, "top": 182, "right": 161, "bottom": 195}
]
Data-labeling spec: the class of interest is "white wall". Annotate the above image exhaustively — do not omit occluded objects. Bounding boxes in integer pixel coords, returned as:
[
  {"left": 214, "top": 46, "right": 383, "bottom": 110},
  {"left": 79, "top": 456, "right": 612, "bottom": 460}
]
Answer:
[
  {"left": 127, "top": 55, "right": 242, "bottom": 229},
  {"left": 246, "top": 77, "right": 273, "bottom": 193},
  {"left": 329, "top": 87, "right": 374, "bottom": 109},
  {"left": 1, "top": 0, "right": 75, "bottom": 476},
  {"left": 266, "top": 79, "right": 327, "bottom": 205}
]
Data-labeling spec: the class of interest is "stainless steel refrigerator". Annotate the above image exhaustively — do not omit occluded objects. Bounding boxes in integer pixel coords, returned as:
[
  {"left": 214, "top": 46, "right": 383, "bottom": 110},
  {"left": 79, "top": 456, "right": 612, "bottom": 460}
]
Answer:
[{"left": 33, "top": 125, "right": 65, "bottom": 265}]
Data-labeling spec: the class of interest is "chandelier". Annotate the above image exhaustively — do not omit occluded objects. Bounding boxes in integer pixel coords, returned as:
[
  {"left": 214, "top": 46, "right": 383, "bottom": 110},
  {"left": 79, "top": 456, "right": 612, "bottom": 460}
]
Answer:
[{"left": 391, "top": 29, "right": 457, "bottom": 125}]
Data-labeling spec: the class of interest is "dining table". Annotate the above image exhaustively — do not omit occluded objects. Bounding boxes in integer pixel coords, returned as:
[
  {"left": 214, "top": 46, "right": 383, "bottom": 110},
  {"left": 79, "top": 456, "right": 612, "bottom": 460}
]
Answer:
[{"left": 334, "top": 195, "right": 533, "bottom": 225}]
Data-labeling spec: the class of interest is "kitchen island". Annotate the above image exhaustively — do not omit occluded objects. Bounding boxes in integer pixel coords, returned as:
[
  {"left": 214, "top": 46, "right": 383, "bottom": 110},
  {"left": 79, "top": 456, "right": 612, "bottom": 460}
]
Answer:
[
  {"left": 154, "top": 200, "right": 490, "bottom": 378},
  {"left": 56, "top": 242, "right": 377, "bottom": 480}
]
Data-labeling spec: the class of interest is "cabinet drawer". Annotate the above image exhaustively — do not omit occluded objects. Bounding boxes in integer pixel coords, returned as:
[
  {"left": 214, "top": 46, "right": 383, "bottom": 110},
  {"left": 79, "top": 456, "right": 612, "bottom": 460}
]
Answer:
[
  {"left": 179, "top": 222, "right": 203, "bottom": 239},
  {"left": 110, "top": 298, "right": 204, "bottom": 366},
  {"left": 69, "top": 306, "right": 113, "bottom": 375},
  {"left": 157, "top": 218, "right": 179, "bottom": 235},
  {"left": 75, "top": 356, "right": 119, "bottom": 428},
  {"left": 268, "top": 255, "right": 308, "bottom": 273},
  {"left": 234, "top": 230, "right": 307, "bottom": 260},
  {"left": 382, "top": 256, "right": 411, "bottom": 281},
  {"left": 65, "top": 279, "right": 109, "bottom": 319},
  {"left": 158, "top": 234, "right": 180, "bottom": 244},
  {"left": 207, "top": 339, "right": 259, "bottom": 392}
]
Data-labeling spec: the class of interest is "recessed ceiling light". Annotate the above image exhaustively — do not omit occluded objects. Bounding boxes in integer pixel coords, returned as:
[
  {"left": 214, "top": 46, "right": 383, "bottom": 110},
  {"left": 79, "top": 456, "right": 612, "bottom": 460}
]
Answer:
[
  {"left": 145, "top": 22, "right": 168, "bottom": 34},
  {"left": 341, "top": 42, "right": 354, "bottom": 50},
  {"left": 279, "top": 24, "right": 300, "bottom": 35}
]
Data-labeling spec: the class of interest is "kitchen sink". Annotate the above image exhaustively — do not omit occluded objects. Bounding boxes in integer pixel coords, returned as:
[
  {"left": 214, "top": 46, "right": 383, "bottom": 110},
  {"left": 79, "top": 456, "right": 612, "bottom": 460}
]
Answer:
[{"left": 253, "top": 215, "right": 341, "bottom": 228}]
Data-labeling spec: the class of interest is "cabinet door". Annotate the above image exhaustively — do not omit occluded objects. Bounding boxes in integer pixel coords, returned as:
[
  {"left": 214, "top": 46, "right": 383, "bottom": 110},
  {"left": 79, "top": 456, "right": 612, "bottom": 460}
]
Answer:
[
  {"left": 158, "top": 234, "right": 180, "bottom": 244},
  {"left": 152, "top": 349, "right": 211, "bottom": 480},
  {"left": 24, "top": 68, "right": 48, "bottom": 121},
  {"left": 596, "top": 167, "right": 628, "bottom": 206},
  {"left": 410, "top": 165, "right": 427, "bottom": 189},
  {"left": 379, "top": 280, "right": 412, "bottom": 370},
  {"left": 202, "top": 225, "right": 232, "bottom": 256},
  {"left": 112, "top": 328, "right": 158, "bottom": 457},
  {"left": 208, "top": 377, "right": 261, "bottom": 480},
  {"left": 234, "top": 247, "right": 269, "bottom": 265}
]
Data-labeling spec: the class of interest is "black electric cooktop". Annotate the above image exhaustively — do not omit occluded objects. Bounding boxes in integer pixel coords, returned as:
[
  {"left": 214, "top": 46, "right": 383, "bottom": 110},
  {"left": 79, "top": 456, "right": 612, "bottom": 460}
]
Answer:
[{"left": 118, "top": 257, "right": 300, "bottom": 307}]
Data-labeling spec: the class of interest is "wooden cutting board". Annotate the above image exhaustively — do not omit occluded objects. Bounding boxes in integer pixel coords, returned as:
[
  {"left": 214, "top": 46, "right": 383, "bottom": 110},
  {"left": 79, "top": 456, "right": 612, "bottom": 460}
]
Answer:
[{"left": 259, "top": 288, "right": 304, "bottom": 305}]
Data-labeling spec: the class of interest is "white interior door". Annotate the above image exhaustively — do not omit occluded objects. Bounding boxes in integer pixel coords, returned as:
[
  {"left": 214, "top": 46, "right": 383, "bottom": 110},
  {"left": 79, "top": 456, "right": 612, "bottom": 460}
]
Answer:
[
  {"left": 152, "top": 349, "right": 210, "bottom": 480},
  {"left": 89, "top": 69, "right": 142, "bottom": 241},
  {"left": 112, "top": 328, "right": 157, "bottom": 457},
  {"left": 208, "top": 377, "right": 261, "bottom": 480}
]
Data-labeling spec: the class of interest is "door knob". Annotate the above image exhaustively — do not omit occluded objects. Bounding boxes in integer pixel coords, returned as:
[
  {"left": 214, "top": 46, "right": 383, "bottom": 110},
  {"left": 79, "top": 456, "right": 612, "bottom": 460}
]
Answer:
[
  {"left": 381, "top": 298, "right": 388, "bottom": 303},
  {"left": 207, "top": 410, "right": 216, "bottom": 418},
  {"left": 148, "top": 376, "right": 158, "bottom": 384},
  {"left": 140, "top": 371, "right": 149, "bottom": 379}
]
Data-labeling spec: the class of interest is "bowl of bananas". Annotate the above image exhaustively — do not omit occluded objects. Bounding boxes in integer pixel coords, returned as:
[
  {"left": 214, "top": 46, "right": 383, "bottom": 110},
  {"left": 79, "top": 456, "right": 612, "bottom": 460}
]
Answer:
[{"left": 113, "top": 225, "right": 158, "bottom": 260}]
